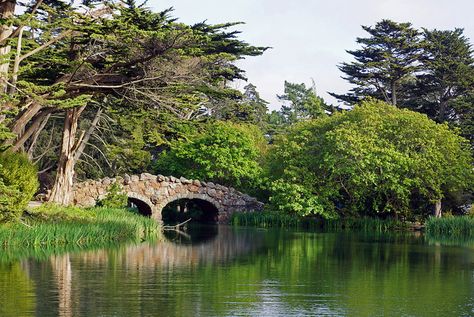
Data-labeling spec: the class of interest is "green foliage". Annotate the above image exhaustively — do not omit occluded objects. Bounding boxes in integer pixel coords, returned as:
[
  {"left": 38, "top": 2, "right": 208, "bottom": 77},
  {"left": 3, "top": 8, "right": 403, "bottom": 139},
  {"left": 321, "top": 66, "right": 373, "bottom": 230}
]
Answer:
[
  {"left": 155, "top": 121, "right": 266, "bottom": 193},
  {"left": 4, "top": 2, "right": 267, "bottom": 189},
  {"left": 425, "top": 216, "right": 474, "bottom": 237},
  {"left": 97, "top": 183, "right": 128, "bottom": 209},
  {"left": 0, "top": 151, "right": 39, "bottom": 222},
  {"left": 268, "top": 180, "right": 327, "bottom": 217},
  {"left": 278, "top": 81, "right": 330, "bottom": 123},
  {"left": 214, "top": 83, "right": 269, "bottom": 127},
  {"left": 332, "top": 20, "right": 474, "bottom": 150},
  {"left": 411, "top": 28, "right": 474, "bottom": 122},
  {"left": 331, "top": 19, "right": 422, "bottom": 105},
  {"left": 267, "top": 99, "right": 474, "bottom": 218}
]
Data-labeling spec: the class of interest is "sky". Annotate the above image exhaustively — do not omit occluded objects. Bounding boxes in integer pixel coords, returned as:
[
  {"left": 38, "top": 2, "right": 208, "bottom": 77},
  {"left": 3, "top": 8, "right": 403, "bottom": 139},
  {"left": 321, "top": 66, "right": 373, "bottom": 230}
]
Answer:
[{"left": 149, "top": 0, "right": 474, "bottom": 110}]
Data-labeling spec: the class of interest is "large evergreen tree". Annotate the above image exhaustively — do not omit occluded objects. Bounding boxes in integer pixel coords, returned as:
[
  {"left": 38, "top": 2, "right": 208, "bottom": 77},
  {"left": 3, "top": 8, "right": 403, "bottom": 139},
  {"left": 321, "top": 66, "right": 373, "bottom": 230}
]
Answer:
[
  {"left": 409, "top": 28, "right": 474, "bottom": 123},
  {"left": 331, "top": 20, "right": 422, "bottom": 106},
  {"left": 0, "top": 0, "right": 267, "bottom": 204}
]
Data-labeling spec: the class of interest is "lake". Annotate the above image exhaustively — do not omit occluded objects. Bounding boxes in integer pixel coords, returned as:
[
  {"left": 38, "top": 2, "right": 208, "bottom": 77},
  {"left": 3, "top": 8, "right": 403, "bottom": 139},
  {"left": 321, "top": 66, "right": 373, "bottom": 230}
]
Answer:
[{"left": 0, "top": 226, "right": 473, "bottom": 316}]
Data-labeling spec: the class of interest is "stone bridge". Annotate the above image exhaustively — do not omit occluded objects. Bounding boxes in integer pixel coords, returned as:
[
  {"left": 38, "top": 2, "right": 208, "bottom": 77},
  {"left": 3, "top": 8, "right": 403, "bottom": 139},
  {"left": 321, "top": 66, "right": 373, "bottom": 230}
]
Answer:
[{"left": 72, "top": 173, "right": 263, "bottom": 223}]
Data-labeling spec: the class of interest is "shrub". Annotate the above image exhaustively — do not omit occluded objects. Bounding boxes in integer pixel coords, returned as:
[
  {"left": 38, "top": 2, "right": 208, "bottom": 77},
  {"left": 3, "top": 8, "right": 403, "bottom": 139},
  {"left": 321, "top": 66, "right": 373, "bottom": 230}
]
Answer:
[
  {"left": 0, "top": 151, "right": 39, "bottom": 222},
  {"left": 97, "top": 183, "right": 128, "bottom": 208},
  {"left": 155, "top": 121, "right": 266, "bottom": 194}
]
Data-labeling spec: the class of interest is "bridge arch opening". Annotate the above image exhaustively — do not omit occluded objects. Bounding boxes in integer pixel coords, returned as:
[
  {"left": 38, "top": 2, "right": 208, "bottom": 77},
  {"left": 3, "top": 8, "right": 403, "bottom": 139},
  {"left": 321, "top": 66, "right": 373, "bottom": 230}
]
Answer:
[
  {"left": 162, "top": 198, "right": 219, "bottom": 225},
  {"left": 127, "top": 197, "right": 152, "bottom": 217}
]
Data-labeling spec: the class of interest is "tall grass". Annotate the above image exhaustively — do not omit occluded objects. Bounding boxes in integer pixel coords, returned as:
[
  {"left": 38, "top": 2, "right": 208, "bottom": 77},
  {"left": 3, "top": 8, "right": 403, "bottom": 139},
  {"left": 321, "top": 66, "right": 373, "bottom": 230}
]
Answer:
[
  {"left": 323, "top": 217, "right": 409, "bottom": 232},
  {"left": 231, "top": 212, "right": 301, "bottom": 228},
  {"left": 425, "top": 216, "right": 474, "bottom": 238},
  {"left": 231, "top": 212, "right": 408, "bottom": 232},
  {"left": 0, "top": 207, "right": 161, "bottom": 248}
]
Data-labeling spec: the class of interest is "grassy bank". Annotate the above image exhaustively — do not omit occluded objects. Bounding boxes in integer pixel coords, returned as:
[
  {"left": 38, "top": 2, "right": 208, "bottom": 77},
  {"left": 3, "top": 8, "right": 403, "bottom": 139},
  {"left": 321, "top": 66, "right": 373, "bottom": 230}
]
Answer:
[
  {"left": 231, "top": 212, "right": 409, "bottom": 232},
  {"left": 425, "top": 216, "right": 474, "bottom": 237},
  {"left": 0, "top": 205, "right": 161, "bottom": 249}
]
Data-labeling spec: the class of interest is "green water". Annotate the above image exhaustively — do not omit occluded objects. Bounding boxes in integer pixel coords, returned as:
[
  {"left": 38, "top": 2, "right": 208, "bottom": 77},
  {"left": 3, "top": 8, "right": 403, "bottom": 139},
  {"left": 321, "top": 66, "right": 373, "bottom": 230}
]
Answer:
[{"left": 0, "top": 226, "right": 472, "bottom": 317}]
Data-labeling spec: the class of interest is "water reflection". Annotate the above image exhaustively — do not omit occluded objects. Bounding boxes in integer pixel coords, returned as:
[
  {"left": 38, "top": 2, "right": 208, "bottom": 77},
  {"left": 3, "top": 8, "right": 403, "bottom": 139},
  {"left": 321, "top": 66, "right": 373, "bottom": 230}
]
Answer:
[{"left": 0, "top": 228, "right": 472, "bottom": 317}]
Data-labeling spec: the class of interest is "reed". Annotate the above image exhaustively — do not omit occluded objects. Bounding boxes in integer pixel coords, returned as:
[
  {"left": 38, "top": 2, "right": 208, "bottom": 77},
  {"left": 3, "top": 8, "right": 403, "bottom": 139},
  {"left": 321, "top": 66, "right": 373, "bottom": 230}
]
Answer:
[
  {"left": 231, "top": 212, "right": 408, "bottom": 232},
  {"left": 425, "top": 216, "right": 474, "bottom": 237},
  {"left": 231, "top": 212, "right": 301, "bottom": 228},
  {"left": 0, "top": 207, "right": 161, "bottom": 248}
]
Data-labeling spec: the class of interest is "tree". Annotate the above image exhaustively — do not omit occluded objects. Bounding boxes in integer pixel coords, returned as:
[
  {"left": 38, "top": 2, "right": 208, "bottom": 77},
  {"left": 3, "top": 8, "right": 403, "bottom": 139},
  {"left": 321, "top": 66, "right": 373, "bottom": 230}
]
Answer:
[
  {"left": 1, "top": 1, "right": 266, "bottom": 204},
  {"left": 211, "top": 83, "right": 268, "bottom": 126},
  {"left": 278, "top": 81, "right": 329, "bottom": 124},
  {"left": 331, "top": 20, "right": 422, "bottom": 106},
  {"left": 409, "top": 28, "right": 474, "bottom": 123},
  {"left": 268, "top": 99, "right": 473, "bottom": 219},
  {"left": 154, "top": 121, "right": 266, "bottom": 194}
]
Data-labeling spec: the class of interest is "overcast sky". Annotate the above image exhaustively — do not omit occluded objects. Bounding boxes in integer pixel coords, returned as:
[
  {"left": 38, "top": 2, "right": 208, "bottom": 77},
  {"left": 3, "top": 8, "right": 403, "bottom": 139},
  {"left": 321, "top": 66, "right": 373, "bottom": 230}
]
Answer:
[{"left": 149, "top": 0, "right": 474, "bottom": 110}]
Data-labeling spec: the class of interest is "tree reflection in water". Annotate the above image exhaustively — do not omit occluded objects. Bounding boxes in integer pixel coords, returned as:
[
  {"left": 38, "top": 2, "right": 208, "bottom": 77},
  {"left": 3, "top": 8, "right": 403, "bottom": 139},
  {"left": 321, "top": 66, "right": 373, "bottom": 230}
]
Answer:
[{"left": 0, "top": 229, "right": 473, "bottom": 317}]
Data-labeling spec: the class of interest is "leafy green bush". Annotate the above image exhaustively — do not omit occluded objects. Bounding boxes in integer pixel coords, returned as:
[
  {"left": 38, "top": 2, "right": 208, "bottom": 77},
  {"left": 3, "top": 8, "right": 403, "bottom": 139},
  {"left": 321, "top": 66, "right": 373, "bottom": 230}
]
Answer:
[
  {"left": 268, "top": 99, "right": 474, "bottom": 219},
  {"left": 0, "top": 151, "right": 39, "bottom": 222},
  {"left": 97, "top": 183, "right": 128, "bottom": 208},
  {"left": 155, "top": 121, "right": 266, "bottom": 194}
]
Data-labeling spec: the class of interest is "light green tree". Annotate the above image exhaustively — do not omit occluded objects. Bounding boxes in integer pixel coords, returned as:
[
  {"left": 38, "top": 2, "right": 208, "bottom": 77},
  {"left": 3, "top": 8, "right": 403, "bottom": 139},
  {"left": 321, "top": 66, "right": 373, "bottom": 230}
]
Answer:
[
  {"left": 154, "top": 121, "right": 266, "bottom": 194},
  {"left": 268, "top": 99, "right": 473, "bottom": 218}
]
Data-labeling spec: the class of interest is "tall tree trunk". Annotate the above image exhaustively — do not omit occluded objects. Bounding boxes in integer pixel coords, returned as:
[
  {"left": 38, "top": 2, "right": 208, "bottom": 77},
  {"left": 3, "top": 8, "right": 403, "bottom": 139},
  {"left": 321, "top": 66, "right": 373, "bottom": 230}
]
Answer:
[
  {"left": 391, "top": 81, "right": 397, "bottom": 106},
  {"left": 438, "top": 100, "right": 448, "bottom": 122},
  {"left": 27, "top": 111, "right": 50, "bottom": 159},
  {"left": 73, "top": 107, "right": 102, "bottom": 162},
  {"left": 49, "top": 106, "right": 85, "bottom": 205},
  {"left": 434, "top": 199, "right": 442, "bottom": 218},
  {"left": 0, "top": 0, "right": 15, "bottom": 93},
  {"left": 10, "top": 108, "right": 51, "bottom": 152},
  {"left": 6, "top": 99, "right": 42, "bottom": 136}
]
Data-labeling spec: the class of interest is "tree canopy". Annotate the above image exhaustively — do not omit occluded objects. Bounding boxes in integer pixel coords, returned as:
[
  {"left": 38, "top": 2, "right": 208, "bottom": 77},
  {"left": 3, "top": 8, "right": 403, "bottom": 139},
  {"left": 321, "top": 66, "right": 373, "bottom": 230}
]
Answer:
[
  {"left": 154, "top": 121, "right": 266, "bottom": 194},
  {"left": 267, "top": 99, "right": 473, "bottom": 218}
]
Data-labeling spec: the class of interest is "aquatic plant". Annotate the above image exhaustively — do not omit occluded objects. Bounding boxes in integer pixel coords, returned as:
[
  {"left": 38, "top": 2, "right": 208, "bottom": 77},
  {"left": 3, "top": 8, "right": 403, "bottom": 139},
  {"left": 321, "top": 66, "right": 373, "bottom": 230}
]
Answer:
[
  {"left": 0, "top": 207, "right": 160, "bottom": 248},
  {"left": 425, "top": 216, "right": 474, "bottom": 237}
]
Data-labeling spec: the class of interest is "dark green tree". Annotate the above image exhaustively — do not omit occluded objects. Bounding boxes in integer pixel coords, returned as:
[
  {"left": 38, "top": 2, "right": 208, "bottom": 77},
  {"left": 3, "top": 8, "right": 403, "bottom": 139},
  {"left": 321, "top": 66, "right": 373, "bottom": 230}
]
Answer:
[
  {"left": 331, "top": 20, "right": 422, "bottom": 106},
  {"left": 409, "top": 28, "right": 474, "bottom": 123},
  {"left": 212, "top": 83, "right": 268, "bottom": 126},
  {"left": 1, "top": 1, "right": 266, "bottom": 204}
]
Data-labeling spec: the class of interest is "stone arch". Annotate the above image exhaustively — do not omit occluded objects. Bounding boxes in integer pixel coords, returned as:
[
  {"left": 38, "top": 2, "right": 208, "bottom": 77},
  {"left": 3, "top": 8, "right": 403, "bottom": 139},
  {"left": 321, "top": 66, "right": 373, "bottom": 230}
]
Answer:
[
  {"left": 126, "top": 192, "right": 155, "bottom": 217},
  {"left": 156, "top": 192, "right": 223, "bottom": 224}
]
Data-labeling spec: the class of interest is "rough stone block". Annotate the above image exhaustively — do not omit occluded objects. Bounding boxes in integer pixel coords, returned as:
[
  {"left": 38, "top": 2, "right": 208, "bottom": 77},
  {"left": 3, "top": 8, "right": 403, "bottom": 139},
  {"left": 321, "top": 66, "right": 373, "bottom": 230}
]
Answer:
[
  {"left": 180, "top": 176, "right": 191, "bottom": 184},
  {"left": 123, "top": 174, "right": 131, "bottom": 185},
  {"left": 189, "top": 185, "right": 199, "bottom": 193},
  {"left": 208, "top": 188, "right": 217, "bottom": 197}
]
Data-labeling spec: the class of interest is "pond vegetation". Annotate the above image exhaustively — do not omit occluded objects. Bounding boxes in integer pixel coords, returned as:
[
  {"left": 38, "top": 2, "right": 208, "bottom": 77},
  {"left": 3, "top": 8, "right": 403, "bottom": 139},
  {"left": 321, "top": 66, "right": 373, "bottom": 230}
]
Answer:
[{"left": 0, "top": 206, "right": 160, "bottom": 249}]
